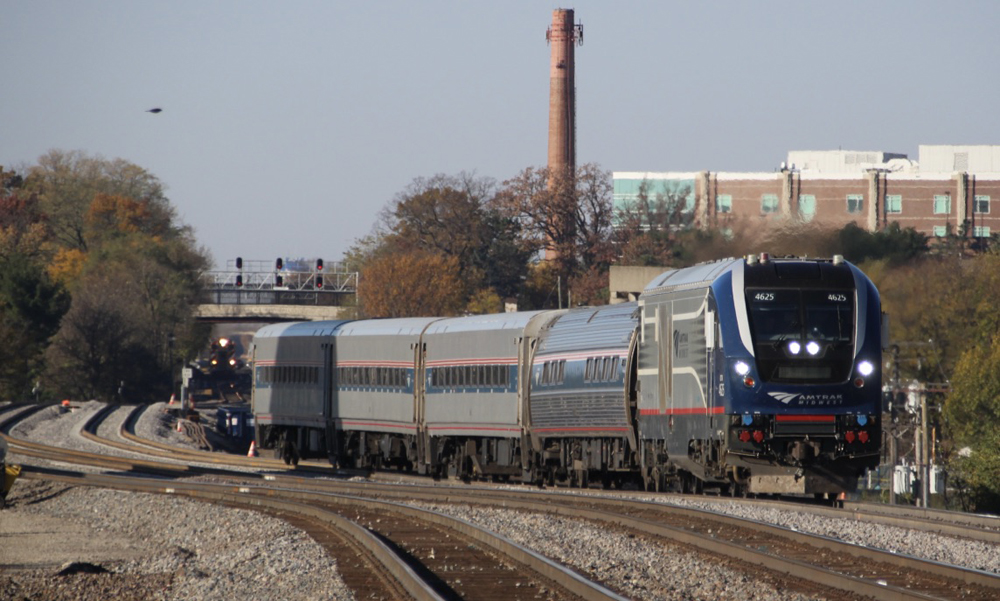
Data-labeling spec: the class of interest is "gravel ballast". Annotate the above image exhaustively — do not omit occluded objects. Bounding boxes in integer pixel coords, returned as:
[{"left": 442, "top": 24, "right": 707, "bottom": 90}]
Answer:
[
  {"left": 4, "top": 400, "right": 1000, "bottom": 600},
  {"left": 2, "top": 402, "right": 354, "bottom": 601}
]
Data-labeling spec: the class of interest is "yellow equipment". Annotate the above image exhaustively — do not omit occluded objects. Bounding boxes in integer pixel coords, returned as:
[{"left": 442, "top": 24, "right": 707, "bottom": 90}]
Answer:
[{"left": 1, "top": 463, "right": 20, "bottom": 508}]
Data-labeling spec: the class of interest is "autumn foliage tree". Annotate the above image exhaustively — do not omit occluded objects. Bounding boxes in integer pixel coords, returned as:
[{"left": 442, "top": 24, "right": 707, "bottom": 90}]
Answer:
[
  {"left": 358, "top": 250, "right": 464, "bottom": 318},
  {"left": 496, "top": 164, "right": 615, "bottom": 280},
  {"left": 0, "top": 167, "right": 70, "bottom": 400},
  {"left": 348, "top": 172, "right": 532, "bottom": 316},
  {"left": 0, "top": 151, "right": 208, "bottom": 403}
]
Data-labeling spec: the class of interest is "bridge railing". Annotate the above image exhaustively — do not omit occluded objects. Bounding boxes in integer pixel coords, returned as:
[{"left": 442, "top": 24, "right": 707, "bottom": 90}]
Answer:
[{"left": 200, "top": 267, "right": 358, "bottom": 306}]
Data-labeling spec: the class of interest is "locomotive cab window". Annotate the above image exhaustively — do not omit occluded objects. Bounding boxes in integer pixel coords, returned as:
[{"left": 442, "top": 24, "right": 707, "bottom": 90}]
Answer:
[{"left": 747, "top": 288, "right": 855, "bottom": 383}]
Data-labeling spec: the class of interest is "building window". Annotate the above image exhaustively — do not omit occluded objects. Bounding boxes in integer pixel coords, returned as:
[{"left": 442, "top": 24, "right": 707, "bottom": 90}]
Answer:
[
  {"left": 933, "top": 194, "right": 951, "bottom": 215},
  {"left": 885, "top": 195, "right": 902, "bottom": 214},
  {"left": 933, "top": 226, "right": 947, "bottom": 237},
  {"left": 974, "top": 195, "right": 991, "bottom": 214},
  {"left": 847, "top": 194, "right": 864, "bottom": 214},
  {"left": 974, "top": 226, "right": 991, "bottom": 238},
  {"left": 798, "top": 194, "right": 816, "bottom": 222},
  {"left": 716, "top": 194, "right": 732, "bottom": 214},
  {"left": 761, "top": 194, "right": 779, "bottom": 214}
]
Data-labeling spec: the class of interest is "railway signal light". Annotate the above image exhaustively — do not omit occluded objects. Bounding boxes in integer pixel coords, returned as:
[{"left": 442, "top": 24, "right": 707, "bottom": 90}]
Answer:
[
  {"left": 276, "top": 257, "right": 283, "bottom": 270},
  {"left": 236, "top": 257, "right": 243, "bottom": 270},
  {"left": 316, "top": 275, "right": 324, "bottom": 289},
  {"left": 275, "top": 275, "right": 283, "bottom": 287},
  {"left": 236, "top": 274, "right": 243, "bottom": 287},
  {"left": 316, "top": 258, "right": 324, "bottom": 271}
]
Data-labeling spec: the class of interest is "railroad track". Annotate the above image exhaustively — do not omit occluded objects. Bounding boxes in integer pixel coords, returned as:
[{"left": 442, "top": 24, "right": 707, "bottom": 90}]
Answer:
[
  {"left": 3, "top": 405, "right": 624, "bottom": 600},
  {"left": 109, "top": 402, "right": 1000, "bottom": 549},
  {"left": 7, "top": 401, "right": 1000, "bottom": 600},
  {"left": 11, "top": 469, "right": 622, "bottom": 600}
]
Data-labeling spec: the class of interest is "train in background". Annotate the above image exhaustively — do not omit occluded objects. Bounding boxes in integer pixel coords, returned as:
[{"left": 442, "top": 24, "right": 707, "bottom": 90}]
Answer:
[
  {"left": 251, "top": 254, "right": 887, "bottom": 496},
  {"left": 189, "top": 337, "right": 252, "bottom": 401}
]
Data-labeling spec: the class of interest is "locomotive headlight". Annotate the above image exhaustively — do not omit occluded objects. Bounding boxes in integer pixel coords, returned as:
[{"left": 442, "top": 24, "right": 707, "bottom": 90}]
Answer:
[
  {"left": 857, "top": 360, "right": 875, "bottom": 377},
  {"left": 806, "top": 341, "right": 821, "bottom": 356},
  {"left": 734, "top": 361, "right": 750, "bottom": 376},
  {"left": 787, "top": 341, "right": 801, "bottom": 355}
]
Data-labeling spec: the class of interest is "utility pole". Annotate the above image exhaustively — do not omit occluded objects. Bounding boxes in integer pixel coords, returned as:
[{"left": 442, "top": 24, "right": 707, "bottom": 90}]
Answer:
[
  {"left": 920, "top": 390, "right": 931, "bottom": 508},
  {"left": 889, "top": 433, "right": 897, "bottom": 505}
]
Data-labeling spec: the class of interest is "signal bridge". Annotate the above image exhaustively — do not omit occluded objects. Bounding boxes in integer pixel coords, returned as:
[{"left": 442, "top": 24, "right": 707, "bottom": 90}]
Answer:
[{"left": 195, "top": 258, "right": 357, "bottom": 322}]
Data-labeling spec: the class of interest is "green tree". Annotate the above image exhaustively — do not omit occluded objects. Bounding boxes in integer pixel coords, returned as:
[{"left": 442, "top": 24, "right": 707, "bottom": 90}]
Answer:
[
  {"left": 837, "top": 222, "right": 928, "bottom": 266},
  {"left": 0, "top": 253, "right": 70, "bottom": 400},
  {"left": 387, "top": 173, "right": 493, "bottom": 278},
  {"left": 943, "top": 334, "right": 1000, "bottom": 512},
  {"left": 44, "top": 268, "right": 146, "bottom": 401}
]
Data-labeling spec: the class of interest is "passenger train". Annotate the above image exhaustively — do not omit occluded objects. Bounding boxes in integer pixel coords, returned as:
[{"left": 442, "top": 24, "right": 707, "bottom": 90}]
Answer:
[{"left": 251, "top": 254, "right": 886, "bottom": 495}]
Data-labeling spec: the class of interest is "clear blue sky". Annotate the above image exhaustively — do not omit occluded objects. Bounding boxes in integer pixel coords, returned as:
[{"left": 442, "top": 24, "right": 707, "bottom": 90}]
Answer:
[{"left": 4, "top": 1, "right": 999, "bottom": 269}]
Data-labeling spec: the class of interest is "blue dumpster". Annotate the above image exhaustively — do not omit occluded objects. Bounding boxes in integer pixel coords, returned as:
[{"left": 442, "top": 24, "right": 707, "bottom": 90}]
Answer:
[{"left": 216, "top": 405, "right": 255, "bottom": 442}]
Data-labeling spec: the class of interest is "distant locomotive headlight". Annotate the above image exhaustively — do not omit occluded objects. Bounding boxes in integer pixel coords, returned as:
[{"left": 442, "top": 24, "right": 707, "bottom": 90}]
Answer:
[
  {"left": 857, "top": 360, "right": 875, "bottom": 377},
  {"left": 734, "top": 361, "right": 750, "bottom": 376},
  {"left": 806, "top": 341, "right": 821, "bottom": 355},
  {"left": 787, "top": 341, "right": 801, "bottom": 355}
]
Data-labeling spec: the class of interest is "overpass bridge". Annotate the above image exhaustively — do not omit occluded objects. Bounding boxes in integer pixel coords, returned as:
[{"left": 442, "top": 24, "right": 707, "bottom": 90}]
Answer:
[{"left": 196, "top": 258, "right": 357, "bottom": 323}]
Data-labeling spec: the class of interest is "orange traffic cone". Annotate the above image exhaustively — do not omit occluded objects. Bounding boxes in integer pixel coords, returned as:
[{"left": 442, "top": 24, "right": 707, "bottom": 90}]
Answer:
[
  {"left": 247, "top": 441, "right": 258, "bottom": 458},
  {"left": 168, "top": 394, "right": 176, "bottom": 405},
  {"left": 176, "top": 419, "right": 183, "bottom": 432}
]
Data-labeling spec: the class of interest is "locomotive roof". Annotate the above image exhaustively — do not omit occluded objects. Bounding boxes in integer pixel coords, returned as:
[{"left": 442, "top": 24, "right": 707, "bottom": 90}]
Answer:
[
  {"left": 423, "top": 310, "right": 548, "bottom": 335},
  {"left": 643, "top": 258, "right": 742, "bottom": 294}
]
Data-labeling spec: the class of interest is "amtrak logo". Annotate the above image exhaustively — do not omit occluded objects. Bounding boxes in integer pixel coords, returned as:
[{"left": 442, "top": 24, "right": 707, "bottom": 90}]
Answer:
[
  {"left": 767, "top": 392, "right": 845, "bottom": 406},
  {"left": 768, "top": 392, "right": 800, "bottom": 405}
]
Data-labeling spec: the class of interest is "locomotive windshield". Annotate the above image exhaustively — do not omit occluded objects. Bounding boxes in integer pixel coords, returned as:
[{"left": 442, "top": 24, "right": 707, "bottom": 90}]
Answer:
[{"left": 747, "top": 289, "right": 855, "bottom": 383}]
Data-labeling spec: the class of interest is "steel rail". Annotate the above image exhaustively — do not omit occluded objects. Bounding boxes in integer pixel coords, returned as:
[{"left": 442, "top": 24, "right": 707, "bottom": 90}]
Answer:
[
  {"left": 661, "top": 492, "right": 1000, "bottom": 544},
  {"left": 17, "top": 467, "right": 444, "bottom": 601},
  {"left": 12, "top": 403, "right": 997, "bottom": 600},
  {"left": 19, "top": 466, "right": 624, "bottom": 601},
  {"left": 247, "top": 478, "right": 1000, "bottom": 601}
]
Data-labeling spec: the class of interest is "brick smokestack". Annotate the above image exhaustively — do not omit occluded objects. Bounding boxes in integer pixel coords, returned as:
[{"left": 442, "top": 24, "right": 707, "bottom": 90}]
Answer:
[
  {"left": 547, "top": 8, "right": 582, "bottom": 179},
  {"left": 546, "top": 9, "right": 583, "bottom": 263}
]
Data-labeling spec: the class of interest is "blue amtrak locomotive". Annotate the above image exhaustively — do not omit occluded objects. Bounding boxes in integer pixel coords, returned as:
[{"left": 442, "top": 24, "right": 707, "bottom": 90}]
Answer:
[{"left": 251, "top": 254, "right": 885, "bottom": 495}]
